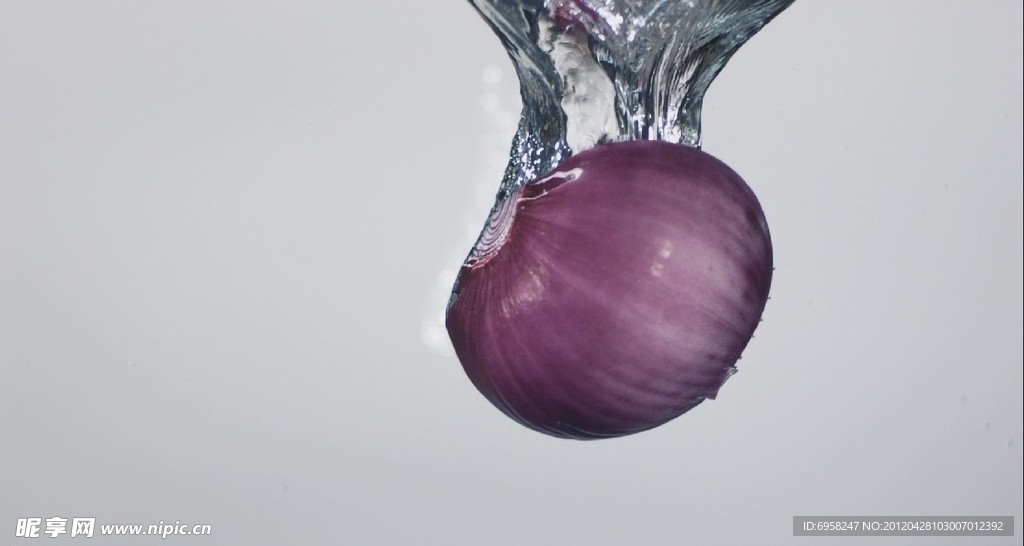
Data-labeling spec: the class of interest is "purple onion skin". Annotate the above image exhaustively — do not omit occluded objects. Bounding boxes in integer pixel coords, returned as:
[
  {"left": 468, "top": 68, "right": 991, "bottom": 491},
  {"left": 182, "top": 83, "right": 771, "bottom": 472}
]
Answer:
[{"left": 447, "top": 141, "right": 772, "bottom": 440}]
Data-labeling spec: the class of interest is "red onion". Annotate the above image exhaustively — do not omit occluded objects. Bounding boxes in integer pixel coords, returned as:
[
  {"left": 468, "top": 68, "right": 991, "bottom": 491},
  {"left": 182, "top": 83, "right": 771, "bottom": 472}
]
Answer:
[{"left": 446, "top": 140, "right": 772, "bottom": 439}]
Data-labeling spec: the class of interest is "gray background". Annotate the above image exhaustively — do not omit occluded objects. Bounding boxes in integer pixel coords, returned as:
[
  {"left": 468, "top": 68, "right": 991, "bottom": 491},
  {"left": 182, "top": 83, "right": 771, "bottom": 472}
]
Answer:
[{"left": 1, "top": 1, "right": 1021, "bottom": 545}]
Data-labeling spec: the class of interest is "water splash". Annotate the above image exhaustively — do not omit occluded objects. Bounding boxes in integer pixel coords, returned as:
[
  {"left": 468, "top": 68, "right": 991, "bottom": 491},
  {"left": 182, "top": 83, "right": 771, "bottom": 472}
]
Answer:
[{"left": 469, "top": 0, "right": 794, "bottom": 195}]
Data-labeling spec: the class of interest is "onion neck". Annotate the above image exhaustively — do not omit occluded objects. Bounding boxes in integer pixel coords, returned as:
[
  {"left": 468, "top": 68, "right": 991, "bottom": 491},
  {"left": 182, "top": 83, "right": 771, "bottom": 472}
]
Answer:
[{"left": 465, "top": 192, "right": 520, "bottom": 269}]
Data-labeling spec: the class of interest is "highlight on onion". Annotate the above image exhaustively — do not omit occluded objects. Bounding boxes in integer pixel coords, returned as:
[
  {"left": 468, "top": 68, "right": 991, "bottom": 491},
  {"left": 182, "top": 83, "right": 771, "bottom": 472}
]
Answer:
[{"left": 446, "top": 140, "right": 772, "bottom": 439}]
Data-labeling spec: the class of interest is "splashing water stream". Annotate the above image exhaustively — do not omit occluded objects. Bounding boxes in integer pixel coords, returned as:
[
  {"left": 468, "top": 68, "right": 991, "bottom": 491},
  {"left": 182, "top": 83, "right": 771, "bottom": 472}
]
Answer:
[{"left": 471, "top": 0, "right": 794, "bottom": 195}]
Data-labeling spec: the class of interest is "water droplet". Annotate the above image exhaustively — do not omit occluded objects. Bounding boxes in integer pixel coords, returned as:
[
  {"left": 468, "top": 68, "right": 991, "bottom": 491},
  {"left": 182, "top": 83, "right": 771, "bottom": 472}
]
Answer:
[{"left": 482, "top": 65, "right": 503, "bottom": 86}]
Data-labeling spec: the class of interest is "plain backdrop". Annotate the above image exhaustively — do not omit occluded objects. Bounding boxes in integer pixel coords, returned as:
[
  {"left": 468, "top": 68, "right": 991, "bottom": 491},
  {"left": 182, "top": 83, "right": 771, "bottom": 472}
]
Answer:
[{"left": 1, "top": 1, "right": 1021, "bottom": 545}]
